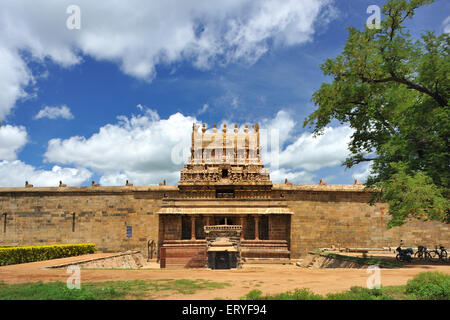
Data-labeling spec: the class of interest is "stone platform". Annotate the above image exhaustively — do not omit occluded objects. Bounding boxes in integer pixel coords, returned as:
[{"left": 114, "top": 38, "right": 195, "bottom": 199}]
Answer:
[{"left": 45, "top": 251, "right": 158, "bottom": 269}]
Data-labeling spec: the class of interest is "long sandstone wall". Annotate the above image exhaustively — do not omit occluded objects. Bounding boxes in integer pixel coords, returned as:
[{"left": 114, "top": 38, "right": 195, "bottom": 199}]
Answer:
[
  {"left": 0, "top": 185, "right": 448, "bottom": 260},
  {"left": 0, "top": 186, "right": 177, "bottom": 256},
  {"left": 280, "top": 189, "right": 450, "bottom": 258}
]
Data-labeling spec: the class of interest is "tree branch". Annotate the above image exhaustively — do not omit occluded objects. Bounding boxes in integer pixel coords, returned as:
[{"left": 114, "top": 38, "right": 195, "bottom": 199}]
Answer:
[
  {"left": 389, "top": 72, "right": 447, "bottom": 107},
  {"left": 359, "top": 74, "right": 447, "bottom": 107},
  {"left": 346, "top": 157, "right": 378, "bottom": 167}
]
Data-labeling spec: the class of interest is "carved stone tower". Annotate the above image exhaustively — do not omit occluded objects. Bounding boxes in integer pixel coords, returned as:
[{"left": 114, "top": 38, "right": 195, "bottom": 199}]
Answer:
[{"left": 178, "top": 123, "right": 272, "bottom": 197}]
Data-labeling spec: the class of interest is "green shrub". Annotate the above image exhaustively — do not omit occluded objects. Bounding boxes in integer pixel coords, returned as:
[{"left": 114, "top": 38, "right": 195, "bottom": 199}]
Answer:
[
  {"left": 406, "top": 272, "right": 450, "bottom": 300},
  {"left": 243, "top": 286, "right": 395, "bottom": 300},
  {"left": 326, "top": 286, "right": 393, "bottom": 300},
  {"left": 242, "top": 289, "right": 263, "bottom": 300},
  {"left": 0, "top": 244, "right": 97, "bottom": 266},
  {"left": 270, "top": 288, "right": 323, "bottom": 300},
  {"left": 242, "top": 288, "right": 323, "bottom": 300}
]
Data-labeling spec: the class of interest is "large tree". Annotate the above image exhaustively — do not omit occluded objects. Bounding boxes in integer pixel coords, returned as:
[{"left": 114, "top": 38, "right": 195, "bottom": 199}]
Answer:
[{"left": 304, "top": 0, "right": 449, "bottom": 227}]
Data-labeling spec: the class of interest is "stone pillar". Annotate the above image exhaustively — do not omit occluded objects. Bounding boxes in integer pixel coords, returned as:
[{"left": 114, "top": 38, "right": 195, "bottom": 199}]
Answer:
[
  {"left": 191, "top": 216, "right": 196, "bottom": 240},
  {"left": 240, "top": 217, "right": 245, "bottom": 240},
  {"left": 254, "top": 215, "right": 260, "bottom": 240},
  {"left": 205, "top": 216, "right": 210, "bottom": 226}
]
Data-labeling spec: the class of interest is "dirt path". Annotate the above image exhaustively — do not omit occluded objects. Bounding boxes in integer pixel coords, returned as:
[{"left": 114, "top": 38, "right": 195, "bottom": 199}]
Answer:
[{"left": 1, "top": 254, "right": 449, "bottom": 299}]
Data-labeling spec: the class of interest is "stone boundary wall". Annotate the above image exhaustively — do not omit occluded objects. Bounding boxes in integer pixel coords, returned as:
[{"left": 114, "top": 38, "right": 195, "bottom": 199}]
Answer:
[
  {"left": 0, "top": 187, "right": 170, "bottom": 256},
  {"left": 299, "top": 252, "right": 376, "bottom": 269},
  {"left": 288, "top": 195, "right": 450, "bottom": 258},
  {"left": 46, "top": 250, "right": 146, "bottom": 269}
]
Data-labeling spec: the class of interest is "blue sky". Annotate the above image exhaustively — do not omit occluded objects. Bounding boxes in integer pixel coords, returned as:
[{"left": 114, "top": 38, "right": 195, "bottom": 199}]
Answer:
[{"left": 0, "top": 0, "right": 448, "bottom": 187}]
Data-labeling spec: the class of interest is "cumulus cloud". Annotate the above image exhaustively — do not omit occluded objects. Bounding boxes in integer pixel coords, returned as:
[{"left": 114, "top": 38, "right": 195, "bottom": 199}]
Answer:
[
  {"left": 42, "top": 108, "right": 357, "bottom": 186},
  {"left": 0, "top": 160, "right": 91, "bottom": 187},
  {"left": 257, "top": 110, "right": 353, "bottom": 182},
  {"left": 442, "top": 16, "right": 450, "bottom": 33},
  {"left": 260, "top": 109, "right": 296, "bottom": 146},
  {"left": 352, "top": 162, "right": 372, "bottom": 183},
  {"left": 0, "top": 48, "right": 33, "bottom": 120},
  {"left": 270, "top": 168, "right": 316, "bottom": 184},
  {"left": 0, "top": 0, "right": 336, "bottom": 119},
  {"left": 34, "top": 105, "right": 74, "bottom": 120},
  {"left": 44, "top": 109, "right": 197, "bottom": 185},
  {"left": 278, "top": 126, "right": 353, "bottom": 171},
  {"left": 0, "top": 124, "right": 27, "bottom": 160},
  {"left": 0, "top": 123, "right": 91, "bottom": 187},
  {"left": 99, "top": 170, "right": 180, "bottom": 187}
]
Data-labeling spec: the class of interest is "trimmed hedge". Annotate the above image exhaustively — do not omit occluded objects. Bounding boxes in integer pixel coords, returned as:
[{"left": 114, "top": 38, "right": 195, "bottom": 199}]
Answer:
[{"left": 0, "top": 244, "right": 97, "bottom": 266}]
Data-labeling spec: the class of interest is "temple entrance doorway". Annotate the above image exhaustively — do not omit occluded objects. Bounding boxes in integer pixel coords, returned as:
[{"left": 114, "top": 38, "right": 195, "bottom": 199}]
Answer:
[
  {"left": 208, "top": 250, "right": 238, "bottom": 269},
  {"left": 215, "top": 251, "right": 230, "bottom": 269}
]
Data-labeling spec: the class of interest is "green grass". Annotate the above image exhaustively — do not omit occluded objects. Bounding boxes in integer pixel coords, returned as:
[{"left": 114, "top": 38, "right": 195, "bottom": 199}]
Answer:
[
  {"left": 242, "top": 288, "right": 324, "bottom": 300},
  {"left": 0, "top": 279, "right": 231, "bottom": 300},
  {"left": 325, "top": 287, "right": 394, "bottom": 300},
  {"left": 380, "top": 285, "right": 412, "bottom": 300},
  {"left": 241, "top": 286, "right": 399, "bottom": 300},
  {"left": 312, "top": 251, "right": 402, "bottom": 268},
  {"left": 241, "top": 272, "right": 450, "bottom": 300}
]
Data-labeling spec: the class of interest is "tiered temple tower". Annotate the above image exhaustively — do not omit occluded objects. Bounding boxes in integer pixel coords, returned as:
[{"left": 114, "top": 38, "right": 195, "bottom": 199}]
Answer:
[{"left": 178, "top": 123, "right": 272, "bottom": 198}]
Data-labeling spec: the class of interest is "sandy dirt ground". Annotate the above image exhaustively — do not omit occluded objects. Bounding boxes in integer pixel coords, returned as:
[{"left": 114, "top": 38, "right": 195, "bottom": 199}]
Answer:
[{"left": 1, "top": 253, "right": 449, "bottom": 300}]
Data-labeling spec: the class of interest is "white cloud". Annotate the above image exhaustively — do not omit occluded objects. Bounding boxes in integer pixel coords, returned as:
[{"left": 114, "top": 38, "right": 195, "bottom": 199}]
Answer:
[
  {"left": 45, "top": 109, "right": 196, "bottom": 185},
  {"left": 0, "top": 124, "right": 27, "bottom": 160},
  {"left": 42, "top": 108, "right": 357, "bottom": 186},
  {"left": 99, "top": 170, "right": 180, "bottom": 187},
  {"left": 352, "top": 162, "right": 372, "bottom": 183},
  {"left": 0, "top": 0, "right": 336, "bottom": 119},
  {"left": 0, "top": 123, "right": 91, "bottom": 187},
  {"left": 198, "top": 103, "right": 209, "bottom": 115},
  {"left": 443, "top": 16, "right": 450, "bottom": 33},
  {"left": 0, "top": 48, "right": 33, "bottom": 120},
  {"left": 0, "top": 160, "right": 91, "bottom": 187},
  {"left": 258, "top": 110, "right": 354, "bottom": 183},
  {"left": 278, "top": 126, "right": 353, "bottom": 171},
  {"left": 260, "top": 109, "right": 296, "bottom": 147},
  {"left": 34, "top": 105, "right": 74, "bottom": 120},
  {"left": 270, "top": 168, "right": 316, "bottom": 184}
]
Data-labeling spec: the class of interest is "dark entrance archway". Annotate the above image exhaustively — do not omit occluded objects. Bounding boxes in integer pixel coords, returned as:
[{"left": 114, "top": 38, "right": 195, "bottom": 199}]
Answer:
[{"left": 215, "top": 251, "right": 230, "bottom": 269}]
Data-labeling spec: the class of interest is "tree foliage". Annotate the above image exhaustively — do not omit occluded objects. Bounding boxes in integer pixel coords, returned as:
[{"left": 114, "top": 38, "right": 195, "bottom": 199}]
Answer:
[{"left": 304, "top": 0, "right": 449, "bottom": 226}]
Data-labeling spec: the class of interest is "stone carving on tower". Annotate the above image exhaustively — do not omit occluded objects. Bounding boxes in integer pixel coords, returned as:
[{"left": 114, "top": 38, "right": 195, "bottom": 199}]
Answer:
[{"left": 178, "top": 123, "right": 272, "bottom": 196}]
